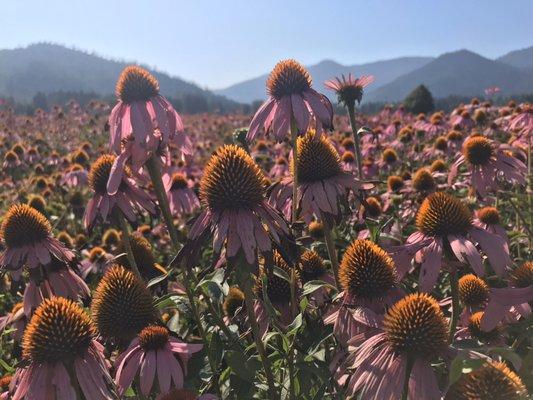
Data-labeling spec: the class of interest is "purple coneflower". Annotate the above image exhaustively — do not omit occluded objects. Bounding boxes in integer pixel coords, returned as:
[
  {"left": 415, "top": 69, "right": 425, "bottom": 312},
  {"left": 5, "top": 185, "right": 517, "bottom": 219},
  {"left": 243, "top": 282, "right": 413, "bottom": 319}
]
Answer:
[
  {"left": 62, "top": 163, "right": 88, "bottom": 187},
  {"left": 162, "top": 172, "right": 200, "bottom": 217},
  {"left": 115, "top": 325, "right": 202, "bottom": 396},
  {"left": 11, "top": 297, "right": 116, "bottom": 400},
  {"left": 247, "top": 59, "right": 333, "bottom": 142},
  {"left": 390, "top": 192, "right": 511, "bottom": 291},
  {"left": 343, "top": 293, "right": 448, "bottom": 400},
  {"left": 108, "top": 66, "right": 191, "bottom": 188},
  {"left": 448, "top": 136, "right": 526, "bottom": 197},
  {"left": 0, "top": 204, "right": 74, "bottom": 270},
  {"left": 84, "top": 154, "right": 155, "bottom": 230},
  {"left": 184, "top": 144, "right": 290, "bottom": 265}
]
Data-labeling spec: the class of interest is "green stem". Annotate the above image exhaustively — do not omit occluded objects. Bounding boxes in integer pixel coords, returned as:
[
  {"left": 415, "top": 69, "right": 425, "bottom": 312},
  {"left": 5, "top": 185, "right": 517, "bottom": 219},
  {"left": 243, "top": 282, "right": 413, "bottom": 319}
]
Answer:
[
  {"left": 323, "top": 218, "right": 340, "bottom": 289},
  {"left": 116, "top": 211, "right": 141, "bottom": 278},
  {"left": 449, "top": 268, "right": 460, "bottom": 343},
  {"left": 401, "top": 358, "right": 414, "bottom": 400},
  {"left": 241, "top": 274, "right": 278, "bottom": 399},
  {"left": 346, "top": 105, "right": 363, "bottom": 180},
  {"left": 145, "top": 155, "right": 181, "bottom": 252},
  {"left": 287, "top": 346, "right": 296, "bottom": 400},
  {"left": 290, "top": 117, "right": 299, "bottom": 227}
]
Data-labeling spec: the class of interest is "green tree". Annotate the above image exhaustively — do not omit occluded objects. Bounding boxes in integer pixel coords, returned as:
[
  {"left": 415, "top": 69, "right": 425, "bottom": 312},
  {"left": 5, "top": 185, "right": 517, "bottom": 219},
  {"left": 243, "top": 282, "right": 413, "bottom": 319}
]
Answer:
[{"left": 403, "top": 84, "right": 435, "bottom": 114}]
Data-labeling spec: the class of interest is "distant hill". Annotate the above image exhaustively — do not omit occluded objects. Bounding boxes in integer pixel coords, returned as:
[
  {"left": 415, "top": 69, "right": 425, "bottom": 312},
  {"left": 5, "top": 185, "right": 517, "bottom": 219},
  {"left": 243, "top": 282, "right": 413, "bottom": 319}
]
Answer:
[
  {"left": 215, "top": 57, "right": 433, "bottom": 103},
  {"left": 366, "top": 50, "right": 533, "bottom": 102},
  {"left": 498, "top": 45, "right": 533, "bottom": 69},
  {"left": 0, "top": 43, "right": 241, "bottom": 111}
]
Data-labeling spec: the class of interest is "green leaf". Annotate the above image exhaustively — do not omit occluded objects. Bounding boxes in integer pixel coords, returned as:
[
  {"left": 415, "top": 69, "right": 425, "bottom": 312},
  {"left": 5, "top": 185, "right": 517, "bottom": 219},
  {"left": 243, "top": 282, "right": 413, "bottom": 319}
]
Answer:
[
  {"left": 301, "top": 280, "right": 336, "bottom": 296},
  {"left": 209, "top": 331, "right": 224, "bottom": 367},
  {"left": 147, "top": 271, "right": 170, "bottom": 288},
  {"left": 273, "top": 266, "right": 291, "bottom": 282},
  {"left": 225, "top": 351, "right": 256, "bottom": 381},
  {"left": 489, "top": 347, "right": 522, "bottom": 370},
  {"left": 286, "top": 313, "right": 303, "bottom": 335}
]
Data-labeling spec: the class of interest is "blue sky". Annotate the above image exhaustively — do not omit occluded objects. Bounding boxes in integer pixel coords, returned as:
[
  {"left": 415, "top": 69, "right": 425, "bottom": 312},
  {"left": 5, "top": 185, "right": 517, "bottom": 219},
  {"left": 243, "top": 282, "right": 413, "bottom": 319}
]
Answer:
[{"left": 2, "top": 0, "right": 532, "bottom": 89}]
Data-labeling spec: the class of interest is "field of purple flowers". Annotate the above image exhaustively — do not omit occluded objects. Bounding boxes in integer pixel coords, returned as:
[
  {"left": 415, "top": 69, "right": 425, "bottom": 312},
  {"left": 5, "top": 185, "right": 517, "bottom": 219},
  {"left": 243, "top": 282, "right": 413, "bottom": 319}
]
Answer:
[{"left": 0, "top": 61, "right": 531, "bottom": 399}]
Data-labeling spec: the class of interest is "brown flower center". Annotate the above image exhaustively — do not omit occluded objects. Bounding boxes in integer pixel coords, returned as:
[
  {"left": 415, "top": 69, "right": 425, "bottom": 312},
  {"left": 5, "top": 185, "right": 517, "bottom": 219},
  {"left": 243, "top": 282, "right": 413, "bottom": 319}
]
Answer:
[
  {"left": 477, "top": 206, "right": 500, "bottom": 225},
  {"left": 382, "top": 148, "right": 398, "bottom": 164},
  {"left": 416, "top": 192, "right": 473, "bottom": 237},
  {"left": 412, "top": 168, "right": 436, "bottom": 192},
  {"left": 458, "top": 274, "right": 489, "bottom": 307},
  {"left": 295, "top": 131, "right": 342, "bottom": 183},
  {"left": 266, "top": 60, "right": 312, "bottom": 100},
  {"left": 299, "top": 250, "right": 327, "bottom": 282},
  {"left": 223, "top": 287, "right": 245, "bottom": 317},
  {"left": 387, "top": 175, "right": 404, "bottom": 192},
  {"left": 23, "top": 298, "right": 94, "bottom": 363},
  {"left": 170, "top": 173, "right": 188, "bottom": 190},
  {"left": 462, "top": 136, "right": 494, "bottom": 166},
  {"left": 200, "top": 145, "right": 266, "bottom": 211},
  {"left": 138, "top": 325, "right": 169, "bottom": 351},
  {"left": 339, "top": 240, "right": 397, "bottom": 299},
  {"left": 1, "top": 204, "right": 51, "bottom": 248},
  {"left": 116, "top": 66, "right": 160, "bottom": 104},
  {"left": 468, "top": 312, "right": 501, "bottom": 343},
  {"left": 383, "top": 293, "right": 448, "bottom": 359},
  {"left": 510, "top": 261, "right": 533, "bottom": 288}
]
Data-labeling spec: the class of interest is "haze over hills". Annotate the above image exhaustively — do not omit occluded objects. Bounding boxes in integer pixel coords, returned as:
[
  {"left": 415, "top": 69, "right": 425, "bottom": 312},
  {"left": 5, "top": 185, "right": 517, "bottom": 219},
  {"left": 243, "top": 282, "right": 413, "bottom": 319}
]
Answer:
[
  {"left": 366, "top": 49, "right": 533, "bottom": 102},
  {"left": 0, "top": 43, "right": 241, "bottom": 111},
  {"left": 1, "top": 43, "right": 533, "bottom": 109},
  {"left": 217, "top": 47, "right": 533, "bottom": 103},
  {"left": 215, "top": 57, "right": 434, "bottom": 103}
]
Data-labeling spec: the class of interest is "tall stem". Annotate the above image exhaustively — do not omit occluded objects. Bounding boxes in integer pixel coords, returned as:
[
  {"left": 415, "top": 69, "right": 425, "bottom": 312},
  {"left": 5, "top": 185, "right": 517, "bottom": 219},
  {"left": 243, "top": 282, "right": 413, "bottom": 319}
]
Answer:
[
  {"left": 346, "top": 105, "right": 363, "bottom": 180},
  {"left": 116, "top": 211, "right": 141, "bottom": 278},
  {"left": 449, "top": 268, "right": 460, "bottom": 343},
  {"left": 323, "top": 218, "right": 340, "bottom": 289},
  {"left": 290, "top": 117, "right": 299, "bottom": 227},
  {"left": 241, "top": 275, "right": 277, "bottom": 399},
  {"left": 145, "top": 155, "right": 180, "bottom": 252},
  {"left": 401, "top": 358, "right": 414, "bottom": 400}
]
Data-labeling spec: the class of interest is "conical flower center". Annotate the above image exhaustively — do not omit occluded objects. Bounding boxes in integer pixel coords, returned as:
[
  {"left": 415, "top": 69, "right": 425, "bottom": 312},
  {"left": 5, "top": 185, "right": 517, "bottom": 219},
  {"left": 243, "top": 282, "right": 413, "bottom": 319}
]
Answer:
[
  {"left": 341, "top": 151, "right": 355, "bottom": 163},
  {"left": 27, "top": 195, "right": 47, "bottom": 213},
  {"left": 116, "top": 65, "right": 160, "bottom": 104},
  {"left": 23, "top": 298, "right": 94, "bottom": 363},
  {"left": 171, "top": 173, "right": 189, "bottom": 190},
  {"left": 383, "top": 293, "right": 448, "bottom": 359},
  {"left": 382, "top": 148, "right": 398, "bottom": 164},
  {"left": 200, "top": 145, "right": 266, "bottom": 211},
  {"left": 430, "top": 159, "right": 447, "bottom": 173},
  {"left": 89, "top": 154, "right": 118, "bottom": 194},
  {"left": 416, "top": 192, "right": 472, "bottom": 237},
  {"left": 468, "top": 312, "right": 501, "bottom": 343},
  {"left": 434, "top": 137, "right": 448, "bottom": 151},
  {"left": 299, "top": 250, "right": 326, "bottom": 282},
  {"left": 91, "top": 265, "right": 156, "bottom": 340},
  {"left": 71, "top": 149, "right": 89, "bottom": 165},
  {"left": 387, "top": 175, "right": 404, "bottom": 192},
  {"left": 223, "top": 287, "right": 245, "bottom": 317},
  {"left": 89, "top": 247, "right": 106, "bottom": 263},
  {"left": 412, "top": 168, "right": 436, "bottom": 192},
  {"left": 295, "top": 131, "right": 342, "bottom": 183},
  {"left": 462, "top": 136, "right": 494, "bottom": 166},
  {"left": 138, "top": 325, "right": 169, "bottom": 351},
  {"left": 5, "top": 150, "right": 18, "bottom": 162},
  {"left": 117, "top": 232, "right": 156, "bottom": 271},
  {"left": 339, "top": 240, "right": 397, "bottom": 299},
  {"left": 103, "top": 228, "right": 121, "bottom": 247},
  {"left": 458, "top": 274, "right": 489, "bottom": 307},
  {"left": 363, "top": 197, "right": 382, "bottom": 218},
  {"left": 510, "top": 261, "right": 533, "bottom": 288},
  {"left": 1, "top": 204, "right": 51, "bottom": 248},
  {"left": 254, "top": 253, "right": 297, "bottom": 303},
  {"left": 477, "top": 206, "right": 500, "bottom": 225},
  {"left": 266, "top": 59, "right": 312, "bottom": 99},
  {"left": 445, "top": 361, "right": 526, "bottom": 400}
]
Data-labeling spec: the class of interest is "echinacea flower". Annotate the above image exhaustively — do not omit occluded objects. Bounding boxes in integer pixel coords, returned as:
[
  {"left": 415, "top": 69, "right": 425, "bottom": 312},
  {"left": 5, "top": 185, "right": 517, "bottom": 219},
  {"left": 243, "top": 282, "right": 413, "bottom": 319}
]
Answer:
[
  {"left": 269, "top": 131, "right": 372, "bottom": 223},
  {"left": 115, "top": 325, "right": 202, "bottom": 396},
  {"left": 108, "top": 66, "right": 192, "bottom": 192},
  {"left": 298, "top": 250, "right": 335, "bottom": 306},
  {"left": 62, "top": 163, "right": 88, "bottom": 187},
  {"left": 182, "top": 145, "right": 290, "bottom": 265},
  {"left": 162, "top": 172, "right": 200, "bottom": 217},
  {"left": 84, "top": 154, "right": 155, "bottom": 230},
  {"left": 343, "top": 293, "right": 449, "bottom": 400},
  {"left": 0, "top": 204, "right": 74, "bottom": 270},
  {"left": 444, "top": 361, "right": 526, "bottom": 400},
  {"left": 389, "top": 192, "right": 511, "bottom": 291},
  {"left": 80, "top": 246, "right": 113, "bottom": 278},
  {"left": 0, "top": 302, "right": 26, "bottom": 341},
  {"left": 11, "top": 297, "right": 116, "bottom": 400},
  {"left": 448, "top": 136, "right": 526, "bottom": 197},
  {"left": 247, "top": 59, "right": 333, "bottom": 142},
  {"left": 91, "top": 265, "right": 156, "bottom": 342},
  {"left": 325, "top": 240, "right": 402, "bottom": 345},
  {"left": 324, "top": 73, "right": 374, "bottom": 107}
]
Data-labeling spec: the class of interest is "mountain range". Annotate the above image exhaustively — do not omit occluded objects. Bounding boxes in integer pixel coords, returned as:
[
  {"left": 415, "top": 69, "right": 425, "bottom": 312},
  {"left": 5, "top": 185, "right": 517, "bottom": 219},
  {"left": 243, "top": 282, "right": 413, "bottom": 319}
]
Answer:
[
  {"left": 217, "top": 46, "right": 533, "bottom": 103},
  {"left": 1, "top": 43, "right": 533, "bottom": 108}
]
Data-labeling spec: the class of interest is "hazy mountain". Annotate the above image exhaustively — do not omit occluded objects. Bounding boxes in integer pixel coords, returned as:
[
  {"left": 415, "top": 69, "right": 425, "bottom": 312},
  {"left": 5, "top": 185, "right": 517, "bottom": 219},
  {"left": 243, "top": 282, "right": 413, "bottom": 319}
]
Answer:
[
  {"left": 498, "top": 46, "right": 533, "bottom": 69},
  {"left": 0, "top": 43, "right": 241, "bottom": 111},
  {"left": 215, "top": 57, "right": 434, "bottom": 103},
  {"left": 366, "top": 50, "right": 533, "bottom": 102}
]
